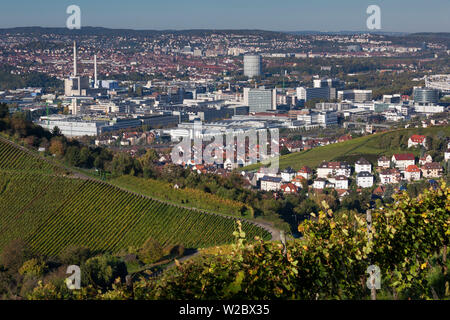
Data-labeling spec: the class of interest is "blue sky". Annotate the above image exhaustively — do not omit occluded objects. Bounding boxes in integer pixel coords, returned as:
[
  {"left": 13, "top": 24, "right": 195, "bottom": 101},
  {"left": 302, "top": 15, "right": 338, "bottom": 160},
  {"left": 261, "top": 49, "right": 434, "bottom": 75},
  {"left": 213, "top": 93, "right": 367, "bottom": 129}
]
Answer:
[{"left": 0, "top": 0, "right": 449, "bottom": 32}]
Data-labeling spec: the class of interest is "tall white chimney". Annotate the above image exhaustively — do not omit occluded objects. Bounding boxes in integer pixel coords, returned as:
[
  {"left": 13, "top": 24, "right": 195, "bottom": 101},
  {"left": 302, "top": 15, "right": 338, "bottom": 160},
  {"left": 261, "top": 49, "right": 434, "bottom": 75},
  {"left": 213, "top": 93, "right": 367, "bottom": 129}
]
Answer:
[
  {"left": 73, "top": 41, "right": 77, "bottom": 76},
  {"left": 94, "top": 54, "right": 98, "bottom": 88}
]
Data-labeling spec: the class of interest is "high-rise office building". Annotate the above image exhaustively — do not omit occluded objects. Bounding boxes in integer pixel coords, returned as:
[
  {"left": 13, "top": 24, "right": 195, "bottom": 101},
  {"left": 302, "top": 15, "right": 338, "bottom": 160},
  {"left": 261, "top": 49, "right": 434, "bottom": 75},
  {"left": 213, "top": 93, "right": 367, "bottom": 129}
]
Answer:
[
  {"left": 313, "top": 78, "right": 344, "bottom": 89},
  {"left": 338, "top": 89, "right": 372, "bottom": 102},
  {"left": 244, "top": 88, "right": 276, "bottom": 113},
  {"left": 296, "top": 87, "right": 335, "bottom": 102},
  {"left": 243, "top": 54, "right": 262, "bottom": 78},
  {"left": 413, "top": 87, "right": 440, "bottom": 105}
]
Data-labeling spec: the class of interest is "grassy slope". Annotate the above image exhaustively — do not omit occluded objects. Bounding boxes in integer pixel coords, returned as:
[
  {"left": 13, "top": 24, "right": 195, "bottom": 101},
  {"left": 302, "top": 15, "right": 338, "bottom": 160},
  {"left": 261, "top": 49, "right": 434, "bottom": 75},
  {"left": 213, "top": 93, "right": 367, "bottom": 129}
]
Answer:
[
  {"left": 244, "top": 126, "right": 450, "bottom": 171},
  {"left": 110, "top": 175, "right": 254, "bottom": 218},
  {"left": 0, "top": 139, "right": 271, "bottom": 256}
]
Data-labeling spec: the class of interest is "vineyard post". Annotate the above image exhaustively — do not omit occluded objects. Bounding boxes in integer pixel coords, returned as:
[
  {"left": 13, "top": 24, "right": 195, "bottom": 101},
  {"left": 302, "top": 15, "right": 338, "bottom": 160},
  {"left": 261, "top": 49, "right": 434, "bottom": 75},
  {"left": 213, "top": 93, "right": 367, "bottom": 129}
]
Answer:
[{"left": 366, "top": 209, "right": 376, "bottom": 300}]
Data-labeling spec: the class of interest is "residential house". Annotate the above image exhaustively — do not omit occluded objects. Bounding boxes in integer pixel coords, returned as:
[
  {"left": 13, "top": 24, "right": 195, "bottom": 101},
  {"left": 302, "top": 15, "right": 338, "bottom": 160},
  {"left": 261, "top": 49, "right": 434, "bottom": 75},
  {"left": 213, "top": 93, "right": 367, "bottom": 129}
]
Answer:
[
  {"left": 297, "top": 166, "right": 313, "bottom": 180},
  {"left": 260, "top": 176, "right": 282, "bottom": 192},
  {"left": 379, "top": 168, "right": 401, "bottom": 185},
  {"left": 377, "top": 156, "right": 390, "bottom": 169},
  {"left": 325, "top": 181, "right": 335, "bottom": 189},
  {"left": 408, "top": 134, "right": 427, "bottom": 149},
  {"left": 256, "top": 167, "right": 280, "bottom": 180},
  {"left": 355, "top": 157, "right": 372, "bottom": 173},
  {"left": 421, "top": 162, "right": 443, "bottom": 178},
  {"left": 281, "top": 167, "right": 297, "bottom": 182},
  {"left": 356, "top": 171, "right": 374, "bottom": 188},
  {"left": 392, "top": 153, "right": 415, "bottom": 170},
  {"left": 285, "top": 140, "right": 303, "bottom": 152},
  {"left": 373, "top": 185, "right": 386, "bottom": 197},
  {"left": 241, "top": 172, "right": 258, "bottom": 187},
  {"left": 419, "top": 154, "right": 433, "bottom": 166},
  {"left": 313, "top": 178, "right": 326, "bottom": 190},
  {"left": 338, "top": 134, "right": 352, "bottom": 143},
  {"left": 336, "top": 189, "right": 349, "bottom": 198},
  {"left": 292, "top": 175, "right": 306, "bottom": 188},
  {"left": 329, "top": 176, "right": 349, "bottom": 190},
  {"left": 280, "top": 183, "right": 299, "bottom": 194},
  {"left": 317, "top": 161, "right": 351, "bottom": 178},
  {"left": 404, "top": 165, "right": 421, "bottom": 181}
]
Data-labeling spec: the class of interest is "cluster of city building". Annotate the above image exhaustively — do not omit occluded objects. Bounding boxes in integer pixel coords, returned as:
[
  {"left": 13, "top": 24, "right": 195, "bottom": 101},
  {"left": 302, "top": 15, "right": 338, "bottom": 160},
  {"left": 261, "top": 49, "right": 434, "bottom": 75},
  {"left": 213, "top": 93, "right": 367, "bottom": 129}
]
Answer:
[
  {"left": 3, "top": 31, "right": 446, "bottom": 81},
  {"left": 1, "top": 38, "right": 448, "bottom": 176}
]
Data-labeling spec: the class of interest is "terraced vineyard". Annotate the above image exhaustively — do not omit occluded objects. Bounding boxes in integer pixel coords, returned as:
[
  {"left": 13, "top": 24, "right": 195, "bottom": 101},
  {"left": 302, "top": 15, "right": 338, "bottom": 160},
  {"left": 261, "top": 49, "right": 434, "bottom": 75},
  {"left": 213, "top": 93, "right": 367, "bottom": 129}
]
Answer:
[
  {"left": 0, "top": 137, "right": 58, "bottom": 174},
  {"left": 0, "top": 139, "right": 271, "bottom": 256}
]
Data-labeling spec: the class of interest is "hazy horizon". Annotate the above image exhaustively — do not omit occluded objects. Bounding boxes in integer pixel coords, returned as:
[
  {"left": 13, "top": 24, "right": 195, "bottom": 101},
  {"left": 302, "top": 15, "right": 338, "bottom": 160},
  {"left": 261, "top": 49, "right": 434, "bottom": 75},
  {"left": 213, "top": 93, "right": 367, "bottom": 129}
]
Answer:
[{"left": 0, "top": 0, "right": 449, "bottom": 33}]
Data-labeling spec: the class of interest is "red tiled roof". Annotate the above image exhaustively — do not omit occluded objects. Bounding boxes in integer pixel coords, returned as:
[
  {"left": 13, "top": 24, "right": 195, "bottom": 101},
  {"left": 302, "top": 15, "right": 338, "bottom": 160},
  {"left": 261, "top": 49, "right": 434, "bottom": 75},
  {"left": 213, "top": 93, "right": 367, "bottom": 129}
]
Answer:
[
  {"left": 393, "top": 153, "right": 414, "bottom": 161},
  {"left": 336, "top": 189, "right": 349, "bottom": 196},
  {"left": 281, "top": 183, "right": 298, "bottom": 192},
  {"left": 338, "top": 135, "right": 352, "bottom": 142},
  {"left": 373, "top": 185, "right": 385, "bottom": 195},
  {"left": 298, "top": 166, "right": 312, "bottom": 173},
  {"left": 405, "top": 165, "right": 420, "bottom": 172},
  {"left": 422, "top": 162, "right": 441, "bottom": 170},
  {"left": 380, "top": 168, "right": 400, "bottom": 175},
  {"left": 409, "top": 135, "right": 426, "bottom": 143}
]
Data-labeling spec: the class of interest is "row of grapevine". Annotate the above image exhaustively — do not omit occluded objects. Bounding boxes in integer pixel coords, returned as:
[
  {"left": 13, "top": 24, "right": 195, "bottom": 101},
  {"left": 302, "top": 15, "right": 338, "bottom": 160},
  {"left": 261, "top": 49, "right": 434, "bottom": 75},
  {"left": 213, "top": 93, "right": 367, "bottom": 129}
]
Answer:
[{"left": 0, "top": 139, "right": 55, "bottom": 173}]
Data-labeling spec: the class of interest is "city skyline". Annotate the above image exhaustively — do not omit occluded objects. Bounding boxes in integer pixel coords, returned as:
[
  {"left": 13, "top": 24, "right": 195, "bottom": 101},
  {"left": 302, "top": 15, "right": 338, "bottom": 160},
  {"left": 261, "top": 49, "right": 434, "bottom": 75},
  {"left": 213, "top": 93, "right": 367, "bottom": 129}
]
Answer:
[{"left": 0, "top": 0, "right": 449, "bottom": 33}]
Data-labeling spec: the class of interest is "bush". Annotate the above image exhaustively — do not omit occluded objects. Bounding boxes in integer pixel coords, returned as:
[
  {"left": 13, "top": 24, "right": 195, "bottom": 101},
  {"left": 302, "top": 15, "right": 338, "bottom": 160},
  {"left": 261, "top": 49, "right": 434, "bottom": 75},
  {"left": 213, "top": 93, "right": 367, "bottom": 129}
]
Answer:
[
  {"left": 58, "top": 246, "right": 93, "bottom": 266},
  {"left": 138, "top": 238, "right": 164, "bottom": 264},
  {"left": 18, "top": 259, "right": 47, "bottom": 279},
  {"left": 81, "top": 255, "right": 127, "bottom": 290},
  {"left": 0, "top": 240, "right": 32, "bottom": 273}
]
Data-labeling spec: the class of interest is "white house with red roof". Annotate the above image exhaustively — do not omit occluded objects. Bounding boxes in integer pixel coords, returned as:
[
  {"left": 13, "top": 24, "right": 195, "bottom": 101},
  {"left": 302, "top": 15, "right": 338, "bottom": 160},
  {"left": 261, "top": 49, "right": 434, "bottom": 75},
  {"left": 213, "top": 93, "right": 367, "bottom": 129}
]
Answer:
[
  {"left": 297, "top": 166, "right": 313, "bottom": 180},
  {"left": 392, "top": 153, "right": 415, "bottom": 170},
  {"left": 336, "top": 189, "right": 349, "bottom": 198},
  {"left": 404, "top": 165, "right": 421, "bottom": 181},
  {"left": 280, "top": 183, "right": 298, "bottom": 194},
  {"left": 408, "top": 135, "right": 427, "bottom": 149},
  {"left": 292, "top": 175, "right": 306, "bottom": 188},
  {"left": 419, "top": 154, "right": 433, "bottom": 166}
]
